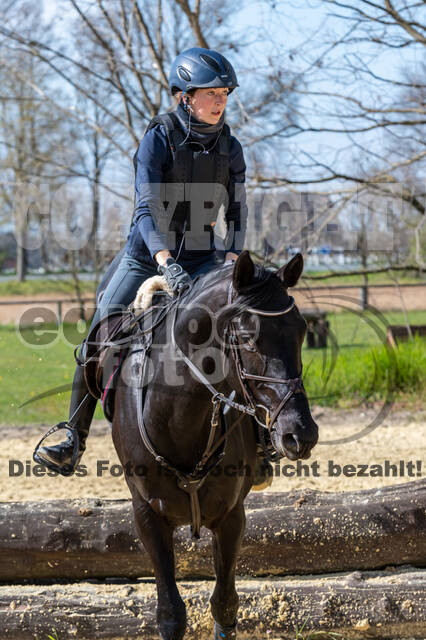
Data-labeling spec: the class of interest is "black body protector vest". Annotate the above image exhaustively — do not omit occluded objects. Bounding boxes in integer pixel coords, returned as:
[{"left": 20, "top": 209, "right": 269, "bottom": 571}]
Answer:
[{"left": 141, "top": 111, "right": 231, "bottom": 259}]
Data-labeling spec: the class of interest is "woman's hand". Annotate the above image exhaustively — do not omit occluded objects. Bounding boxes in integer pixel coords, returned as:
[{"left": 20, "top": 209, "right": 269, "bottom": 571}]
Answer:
[
  {"left": 225, "top": 252, "right": 238, "bottom": 263},
  {"left": 155, "top": 249, "right": 172, "bottom": 266},
  {"left": 158, "top": 258, "right": 192, "bottom": 294}
]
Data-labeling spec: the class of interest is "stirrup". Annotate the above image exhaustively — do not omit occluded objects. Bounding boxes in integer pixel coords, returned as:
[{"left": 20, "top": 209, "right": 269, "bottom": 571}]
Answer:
[
  {"left": 33, "top": 421, "right": 80, "bottom": 476},
  {"left": 74, "top": 339, "right": 89, "bottom": 366}
]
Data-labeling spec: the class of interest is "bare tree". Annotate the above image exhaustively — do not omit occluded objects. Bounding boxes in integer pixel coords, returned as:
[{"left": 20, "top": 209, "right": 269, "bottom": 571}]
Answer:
[
  {"left": 0, "top": 4, "right": 76, "bottom": 279},
  {"left": 1, "top": 0, "right": 424, "bottom": 274},
  {"left": 0, "top": 0, "right": 296, "bottom": 153},
  {"left": 240, "top": 0, "right": 424, "bottom": 274}
]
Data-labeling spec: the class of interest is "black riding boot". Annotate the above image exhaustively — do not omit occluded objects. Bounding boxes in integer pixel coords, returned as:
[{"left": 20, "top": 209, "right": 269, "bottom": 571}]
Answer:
[{"left": 33, "top": 364, "right": 97, "bottom": 476}]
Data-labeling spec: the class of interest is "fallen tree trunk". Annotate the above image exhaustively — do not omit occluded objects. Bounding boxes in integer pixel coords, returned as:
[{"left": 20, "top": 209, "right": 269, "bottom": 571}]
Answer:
[
  {"left": 1, "top": 568, "right": 425, "bottom": 639},
  {"left": 1, "top": 480, "right": 425, "bottom": 581}
]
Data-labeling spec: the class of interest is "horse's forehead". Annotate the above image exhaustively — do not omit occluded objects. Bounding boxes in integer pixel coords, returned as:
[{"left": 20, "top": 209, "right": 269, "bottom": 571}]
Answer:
[{"left": 186, "top": 270, "right": 293, "bottom": 316}]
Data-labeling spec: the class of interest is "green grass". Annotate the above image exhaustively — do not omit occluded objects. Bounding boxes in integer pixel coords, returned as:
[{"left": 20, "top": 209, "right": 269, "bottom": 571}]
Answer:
[
  {"left": 325, "top": 309, "right": 426, "bottom": 347},
  {"left": 301, "top": 309, "right": 426, "bottom": 407},
  {"left": 0, "top": 310, "right": 425, "bottom": 425},
  {"left": 294, "top": 616, "right": 344, "bottom": 640},
  {"left": 42, "top": 622, "right": 344, "bottom": 640},
  {"left": 0, "top": 278, "right": 97, "bottom": 297},
  {"left": 303, "top": 336, "right": 426, "bottom": 407},
  {"left": 301, "top": 270, "right": 425, "bottom": 286},
  {"left": 0, "top": 322, "right": 104, "bottom": 425}
]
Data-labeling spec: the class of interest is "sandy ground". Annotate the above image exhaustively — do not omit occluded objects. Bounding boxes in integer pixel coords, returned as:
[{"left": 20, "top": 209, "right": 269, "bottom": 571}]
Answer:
[
  {"left": 1, "top": 405, "right": 424, "bottom": 502},
  {"left": 1, "top": 284, "right": 425, "bottom": 325},
  {"left": 296, "top": 283, "right": 426, "bottom": 313},
  {"left": 1, "top": 407, "right": 425, "bottom": 640}
]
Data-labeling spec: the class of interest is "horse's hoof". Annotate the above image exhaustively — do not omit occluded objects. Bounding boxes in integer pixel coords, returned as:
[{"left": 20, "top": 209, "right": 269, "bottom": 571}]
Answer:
[{"left": 214, "top": 621, "right": 237, "bottom": 639}]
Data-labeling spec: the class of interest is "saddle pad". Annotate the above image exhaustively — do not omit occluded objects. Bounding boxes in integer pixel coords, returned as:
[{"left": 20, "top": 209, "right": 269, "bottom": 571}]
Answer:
[
  {"left": 82, "top": 291, "right": 174, "bottom": 421},
  {"left": 131, "top": 275, "right": 172, "bottom": 312},
  {"left": 83, "top": 311, "right": 134, "bottom": 402}
]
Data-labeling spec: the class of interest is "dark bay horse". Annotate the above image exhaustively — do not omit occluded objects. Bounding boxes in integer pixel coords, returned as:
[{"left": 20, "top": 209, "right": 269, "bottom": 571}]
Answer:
[{"left": 112, "top": 251, "right": 318, "bottom": 639}]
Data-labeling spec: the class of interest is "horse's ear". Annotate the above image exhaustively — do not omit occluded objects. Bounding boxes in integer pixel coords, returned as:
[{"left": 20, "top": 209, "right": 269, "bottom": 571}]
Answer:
[
  {"left": 276, "top": 253, "right": 304, "bottom": 288},
  {"left": 232, "top": 250, "right": 255, "bottom": 291}
]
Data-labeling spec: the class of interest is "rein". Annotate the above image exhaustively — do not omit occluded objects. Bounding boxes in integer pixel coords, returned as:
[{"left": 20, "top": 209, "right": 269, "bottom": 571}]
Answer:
[{"left": 135, "top": 280, "right": 305, "bottom": 539}]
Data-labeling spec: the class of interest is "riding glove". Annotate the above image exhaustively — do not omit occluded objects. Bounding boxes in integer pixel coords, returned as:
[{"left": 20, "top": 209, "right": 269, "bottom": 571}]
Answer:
[{"left": 158, "top": 257, "right": 192, "bottom": 294}]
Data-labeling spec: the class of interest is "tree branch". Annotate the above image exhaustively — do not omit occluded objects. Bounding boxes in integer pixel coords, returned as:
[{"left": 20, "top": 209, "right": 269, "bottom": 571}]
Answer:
[{"left": 174, "top": 0, "right": 209, "bottom": 48}]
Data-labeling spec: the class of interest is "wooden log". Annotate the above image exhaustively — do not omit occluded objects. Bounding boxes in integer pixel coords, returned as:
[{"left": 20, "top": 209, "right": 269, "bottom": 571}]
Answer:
[
  {"left": 1, "top": 480, "right": 425, "bottom": 581},
  {"left": 386, "top": 324, "right": 426, "bottom": 348},
  {"left": 1, "top": 568, "right": 425, "bottom": 639}
]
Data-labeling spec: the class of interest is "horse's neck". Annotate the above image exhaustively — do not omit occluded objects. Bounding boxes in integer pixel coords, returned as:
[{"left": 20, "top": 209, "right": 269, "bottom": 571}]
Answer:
[{"left": 163, "top": 274, "right": 233, "bottom": 389}]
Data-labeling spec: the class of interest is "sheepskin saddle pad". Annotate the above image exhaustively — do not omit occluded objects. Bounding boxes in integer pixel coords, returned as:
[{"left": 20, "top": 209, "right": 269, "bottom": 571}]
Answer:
[{"left": 130, "top": 275, "right": 173, "bottom": 312}]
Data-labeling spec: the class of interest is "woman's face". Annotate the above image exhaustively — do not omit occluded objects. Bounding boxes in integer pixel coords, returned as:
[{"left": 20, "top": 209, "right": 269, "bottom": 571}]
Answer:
[{"left": 184, "top": 87, "right": 229, "bottom": 124}]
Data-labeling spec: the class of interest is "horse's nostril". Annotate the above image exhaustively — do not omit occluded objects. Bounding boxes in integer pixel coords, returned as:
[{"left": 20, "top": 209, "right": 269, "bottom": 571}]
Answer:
[{"left": 282, "top": 433, "right": 300, "bottom": 454}]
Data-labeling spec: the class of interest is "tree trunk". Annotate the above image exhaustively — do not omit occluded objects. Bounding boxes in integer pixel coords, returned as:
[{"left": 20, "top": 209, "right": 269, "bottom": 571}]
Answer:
[
  {"left": 15, "top": 232, "right": 26, "bottom": 282},
  {"left": 0, "top": 568, "right": 424, "bottom": 639},
  {"left": 91, "top": 132, "right": 101, "bottom": 284},
  {"left": 69, "top": 249, "right": 85, "bottom": 320},
  {"left": 1, "top": 480, "right": 425, "bottom": 581}
]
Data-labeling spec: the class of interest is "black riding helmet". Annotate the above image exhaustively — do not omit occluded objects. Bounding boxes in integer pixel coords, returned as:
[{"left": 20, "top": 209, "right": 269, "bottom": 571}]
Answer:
[{"left": 169, "top": 47, "right": 239, "bottom": 95}]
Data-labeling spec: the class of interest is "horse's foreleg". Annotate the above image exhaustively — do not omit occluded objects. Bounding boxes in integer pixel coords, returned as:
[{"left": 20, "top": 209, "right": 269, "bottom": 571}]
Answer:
[
  {"left": 210, "top": 500, "right": 246, "bottom": 639},
  {"left": 132, "top": 495, "right": 186, "bottom": 640}
]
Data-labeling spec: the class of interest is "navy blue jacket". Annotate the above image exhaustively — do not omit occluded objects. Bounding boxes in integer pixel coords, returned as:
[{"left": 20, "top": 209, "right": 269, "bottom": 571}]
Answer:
[{"left": 125, "top": 123, "right": 247, "bottom": 267}]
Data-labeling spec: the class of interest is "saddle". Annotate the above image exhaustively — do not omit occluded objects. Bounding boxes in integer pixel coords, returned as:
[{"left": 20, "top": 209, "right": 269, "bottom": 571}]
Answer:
[{"left": 79, "top": 290, "right": 173, "bottom": 422}]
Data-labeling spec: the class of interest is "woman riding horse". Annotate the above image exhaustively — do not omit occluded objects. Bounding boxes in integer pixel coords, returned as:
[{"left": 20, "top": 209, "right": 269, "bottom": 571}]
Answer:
[
  {"left": 34, "top": 47, "right": 258, "bottom": 477},
  {"left": 33, "top": 49, "right": 320, "bottom": 640},
  {"left": 111, "top": 251, "right": 319, "bottom": 640}
]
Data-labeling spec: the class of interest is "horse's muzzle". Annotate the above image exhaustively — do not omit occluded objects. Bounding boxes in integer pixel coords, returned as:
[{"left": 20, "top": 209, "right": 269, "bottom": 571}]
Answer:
[{"left": 271, "top": 418, "right": 319, "bottom": 461}]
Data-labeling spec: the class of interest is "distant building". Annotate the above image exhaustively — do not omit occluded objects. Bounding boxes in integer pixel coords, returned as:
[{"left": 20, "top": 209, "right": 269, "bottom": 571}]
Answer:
[{"left": 244, "top": 189, "right": 350, "bottom": 263}]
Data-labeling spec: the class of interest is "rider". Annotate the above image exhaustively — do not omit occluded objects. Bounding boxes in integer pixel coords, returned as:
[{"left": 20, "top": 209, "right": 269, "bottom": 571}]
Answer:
[{"left": 34, "top": 47, "right": 249, "bottom": 476}]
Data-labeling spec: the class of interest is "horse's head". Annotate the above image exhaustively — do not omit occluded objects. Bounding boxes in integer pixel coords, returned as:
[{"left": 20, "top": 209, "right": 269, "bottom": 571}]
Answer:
[
  {"left": 173, "top": 251, "right": 318, "bottom": 461},
  {"left": 225, "top": 251, "right": 318, "bottom": 461}
]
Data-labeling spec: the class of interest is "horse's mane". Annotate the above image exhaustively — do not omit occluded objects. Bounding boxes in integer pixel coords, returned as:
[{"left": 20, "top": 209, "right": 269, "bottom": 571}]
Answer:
[{"left": 183, "top": 262, "right": 288, "bottom": 326}]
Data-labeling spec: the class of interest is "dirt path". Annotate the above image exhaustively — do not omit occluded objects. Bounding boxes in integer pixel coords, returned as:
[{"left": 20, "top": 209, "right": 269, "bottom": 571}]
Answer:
[
  {"left": 1, "top": 284, "right": 425, "bottom": 325},
  {"left": 0, "top": 292, "right": 95, "bottom": 325},
  {"left": 295, "top": 284, "right": 426, "bottom": 312},
  {"left": 1, "top": 405, "right": 424, "bottom": 502}
]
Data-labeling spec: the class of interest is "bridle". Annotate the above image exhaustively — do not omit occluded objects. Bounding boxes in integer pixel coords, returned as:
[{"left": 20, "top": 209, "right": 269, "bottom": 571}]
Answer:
[
  {"left": 168, "top": 285, "right": 305, "bottom": 432},
  {"left": 225, "top": 291, "right": 305, "bottom": 433},
  {"left": 135, "top": 281, "right": 306, "bottom": 538}
]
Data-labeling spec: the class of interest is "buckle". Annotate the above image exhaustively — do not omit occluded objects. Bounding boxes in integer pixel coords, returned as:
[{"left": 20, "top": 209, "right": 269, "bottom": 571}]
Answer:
[{"left": 253, "top": 404, "right": 271, "bottom": 430}]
